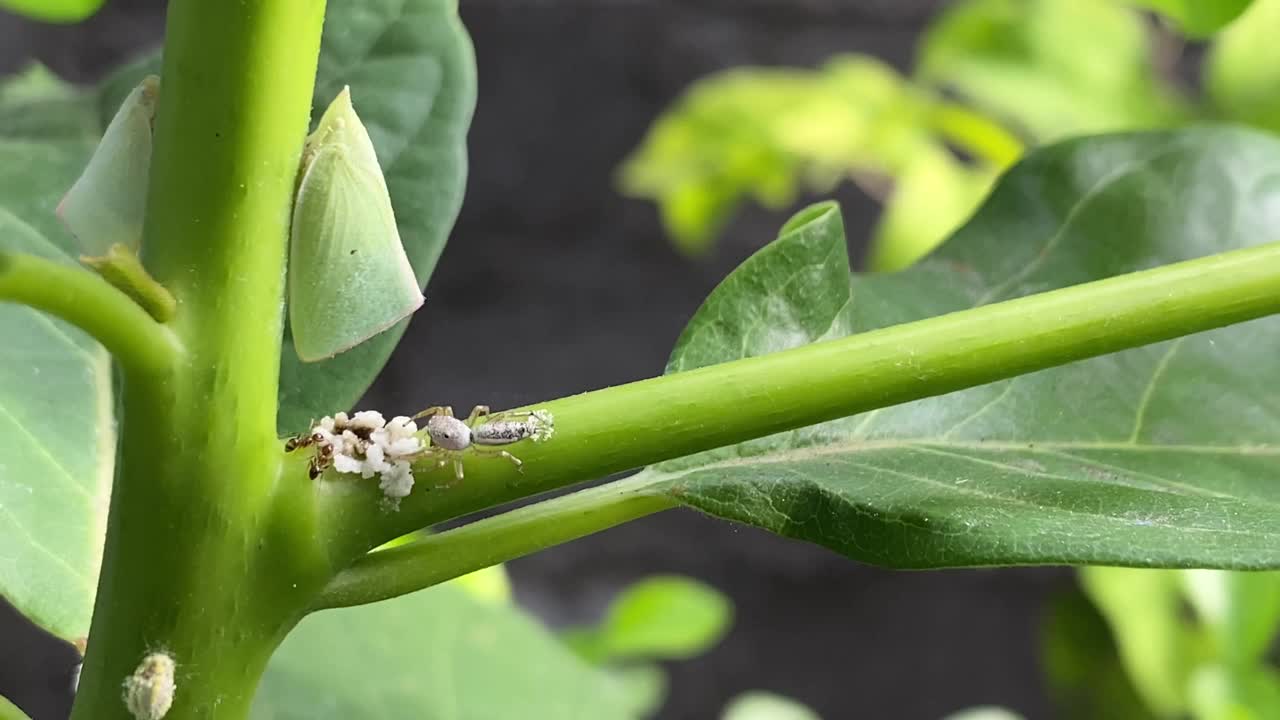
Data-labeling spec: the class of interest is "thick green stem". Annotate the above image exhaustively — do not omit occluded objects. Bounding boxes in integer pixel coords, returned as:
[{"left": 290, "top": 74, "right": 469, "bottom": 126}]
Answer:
[
  {"left": 0, "top": 251, "right": 178, "bottom": 374},
  {"left": 315, "top": 476, "right": 675, "bottom": 609},
  {"left": 319, "top": 240, "right": 1280, "bottom": 565},
  {"left": 71, "top": 1, "right": 328, "bottom": 718}
]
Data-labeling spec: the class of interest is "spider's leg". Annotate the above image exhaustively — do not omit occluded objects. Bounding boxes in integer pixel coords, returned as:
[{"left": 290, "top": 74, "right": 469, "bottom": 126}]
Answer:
[
  {"left": 465, "top": 405, "right": 491, "bottom": 426},
  {"left": 412, "top": 405, "right": 455, "bottom": 421},
  {"left": 472, "top": 446, "right": 524, "bottom": 473}
]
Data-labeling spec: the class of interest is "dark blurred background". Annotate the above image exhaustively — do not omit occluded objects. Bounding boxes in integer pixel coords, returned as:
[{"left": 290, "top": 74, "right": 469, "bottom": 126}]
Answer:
[{"left": 0, "top": 1, "right": 1073, "bottom": 718}]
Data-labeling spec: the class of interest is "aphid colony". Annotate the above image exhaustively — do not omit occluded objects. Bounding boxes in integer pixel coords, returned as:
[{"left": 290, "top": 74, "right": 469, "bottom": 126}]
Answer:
[{"left": 286, "top": 406, "right": 554, "bottom": 505}]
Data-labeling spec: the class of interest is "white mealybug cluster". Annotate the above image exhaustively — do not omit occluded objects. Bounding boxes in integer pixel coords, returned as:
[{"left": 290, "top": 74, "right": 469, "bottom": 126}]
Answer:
[
  {"left": 312, "top": 411, "right": 423, "bottom": 503},
  {"left": 123, "top": 652, "right": 175, "bottom": 720},
  {"left": 290, "top": 406, "right": 556, "bottom": 503}
]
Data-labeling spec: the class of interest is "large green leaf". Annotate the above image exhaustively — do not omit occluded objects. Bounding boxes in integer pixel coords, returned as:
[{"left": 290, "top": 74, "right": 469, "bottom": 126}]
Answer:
[
  {"left": 636, "top": 127, "right": 1280, "bottom": 569},
  {"left": 252, "top": 584, "right": 634, "bottom": 719},
  {"left": 1127, "top": 0, "right": 1254, "bottom": 37},
  {"left": 0, "top": 71, "right": 111, "bottom": 642},
  {"left": 95, "top": 0, "right": 477, "bottom": 433}
]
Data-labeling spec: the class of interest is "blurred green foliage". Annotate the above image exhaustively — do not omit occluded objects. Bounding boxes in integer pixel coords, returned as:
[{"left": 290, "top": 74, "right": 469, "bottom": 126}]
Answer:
[
  {"left": 562, "top": 575, "right": 733, "bottom": 717},
  {"left": 1056, "top": 568, "right": 1280, "bottom": 720},
  {"left": 620, "top": 0, "right": 1280, "bottom": 270},
  {"left": 0, "top": 0, "right": 103, "bottom": 23},
  {"left": 721, "top": 692, "right": 823, "bottom": 720}
]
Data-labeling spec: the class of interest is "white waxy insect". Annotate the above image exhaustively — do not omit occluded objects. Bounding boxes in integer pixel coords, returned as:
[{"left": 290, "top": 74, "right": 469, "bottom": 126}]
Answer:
[
  {"left": 59, "top": 75, "right": 159, "bottom": 257},
  {"left": 416, "top": 405, "right": 555, "bottom": 482},
  {"left": 288, "top": 86, "right": 423, "bottom": 362},
  {"left": 122, "top": 652, "right": 175, "bottom": 720}
]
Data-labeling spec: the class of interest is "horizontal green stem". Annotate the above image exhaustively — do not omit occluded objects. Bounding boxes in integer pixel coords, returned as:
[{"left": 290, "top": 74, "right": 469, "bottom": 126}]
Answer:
[
  {"left": 319, "top": 240, "right": 1280, "bottom": 561},
  {"left": 0, "top": 250, "right": 179, "bottom": 374},
  {"left": 314, "top": 476, "right": 674, "bottom": 610}
]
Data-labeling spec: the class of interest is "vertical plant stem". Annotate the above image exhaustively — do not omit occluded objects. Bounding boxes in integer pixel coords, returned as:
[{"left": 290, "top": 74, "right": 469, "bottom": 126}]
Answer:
[{"left": 71, "top": 2, "right": 329, "bottom": 718}]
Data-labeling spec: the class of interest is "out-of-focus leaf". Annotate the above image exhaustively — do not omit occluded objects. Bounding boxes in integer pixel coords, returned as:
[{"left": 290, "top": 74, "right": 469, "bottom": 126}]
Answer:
[
  {"left": 0, "top": 0, "right": 104, "bottom": 23},
  {"left": 917, "top": 0, "right": 1188, "bottom": 140},
  {"left": 449, "top": 564, "right": 512, "bottom": 605},
  {"left": 611, "top": 664, "right": 667, "bottom": 719},
  {"left": 0, "top": 64, "right": 97, "bottom": 141},
  {"left": 1042, "top": 586, "right": 1156, "bottom": 720},
  {"left": 1180, "top": 570, "right": 1280, "bottom": 665},
  {"left": 866, "top": 144, "right": 997, "bottom": 271},
  {"left": 1081, "top": 567, "right": 1204, "bottom": 717},
  {"left": 0, "top": 695, "right": 31, "bottom": 720},
  {"left": 620, "top": 56, "right": 942, "bottom": 257},
  {"left": 1204, "top": 0, "right": 1280, "bottom": 134},
  {"left": 721, "top": 692, "right": 821, "bottom": 720},
  {"left": 633, "top": 128, "right": 1280, "bottom": 569},
  {"left": 1188, "top": 663, "right": 1280, "bottom": 720},
  {"left": 253, "top": 585, "right": 633, "bottom": 719},
  {"left": 0, "top": 69, "right": 110, "bottom": 642},
  {"left": 942, "top": 708, "right": 1025, "bottom": 720},
  {"left": 1127, "top": 0, "right": 1254, "bottom": 37},
  {"left": 565, "top": 575, "right": 732, "bottom": 664}
]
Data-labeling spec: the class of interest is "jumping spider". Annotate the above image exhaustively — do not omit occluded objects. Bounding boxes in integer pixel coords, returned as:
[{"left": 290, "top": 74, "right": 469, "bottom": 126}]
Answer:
[{"left": 414, "top": 404, "right": 553, "bottom": 482}]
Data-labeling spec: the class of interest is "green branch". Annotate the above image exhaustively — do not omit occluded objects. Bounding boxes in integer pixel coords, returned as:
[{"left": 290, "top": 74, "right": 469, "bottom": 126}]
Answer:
[
  {"left": 314, "top": 476, "right": 674, "bottom": 610},
  {"left": 72, "top": 0, "right": 328, "bottom": 718},
  {"left": 0, "top": 250, "right": 179, "bottom": 374},
  {"left": 318, "top": 239, "right": 1280, "bottom": 567}
]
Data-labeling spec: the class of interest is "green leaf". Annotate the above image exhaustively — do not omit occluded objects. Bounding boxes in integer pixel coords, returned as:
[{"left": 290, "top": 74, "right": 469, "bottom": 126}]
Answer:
[
  {"left": 565, "top": 575, "right": 732, "bottom": 664},
  {"left": 1041, "top": 586, "right": 1157, "bottom": 720},
  {"left": 1082, "top": 568, "right": 1203, "bottom": 716},
  {"left": 721, "top": 692, "right": 821, "bottom": 720},
  {"left": 610, "top": 664, "right": 668, "bottom": 719},
  {"left": 92, "top": 0, "right": 478, "bottom": 432},
  {"left": 618, "top": 56, "right": 967, "bottom": 260},
  {"left": 917, "top": 0, "right": 1187, "bottom": 140},
  {"left": 0, "top": 695, "right": 31, "bottom": 720},
  {"left": 0, "top": 0, "right": 104, "bottom": 23},
  {"left": 1127, "top": 0, "right": 1254, "bottom": 37},
  {"left": 0, "top": 64, "right": 98, "bottom": 142},
  {"left": 1204, "top": 0, "right": 1280, "bottom": 134},
  {"left": 252, "top": 584, "right": 634, "bottom": 719},
  {"left": 1180, "top": 570, "right": 1280, "bottom": 665},
  {"left": 636, "top": 127, "right": 1280, "bottom": 569},
  {"left": 0, "top": 70, "right": 110, "bottom": 641},
  {"left": 1188, "top": 663, "right": 1280, "bottom": 720},
  {"left": 865, "top": 143, "right": 997, "bottom": 271}
]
